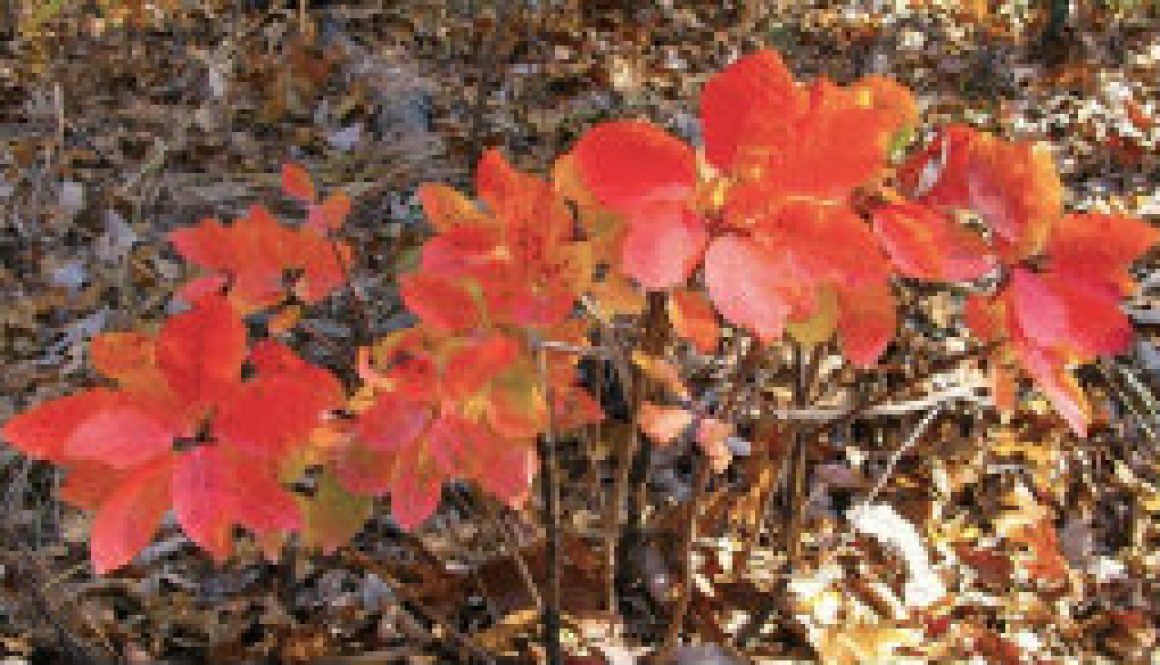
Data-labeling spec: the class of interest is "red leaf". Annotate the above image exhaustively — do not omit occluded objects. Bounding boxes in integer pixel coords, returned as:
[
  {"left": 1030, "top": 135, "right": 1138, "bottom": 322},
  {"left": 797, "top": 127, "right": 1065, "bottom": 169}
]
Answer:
[
  {"left": 1011, "top": 333, "right": 1091, "bottom": 437},
  {"left": 1, "top": 389, "right": 120, "bottom": 462},
  {"left": 475, "top": 148, "right": 527, "bottom": 215},
  {"left": 1047, "top": 213, "right": 1159, "bottom": 294},
  {"left": 172, "top": 447, "right": 236, "bottom": 561},
  {"left": 420, "top": 225, "right": 503, "bottom": 279},
  {"left": 442, "top": 334, "right": 521, "bottom": 400},
  {"left": 1010, "top": 269, "right": 1132, "bottom": 357},
  {"left": 282, "top": 162, "right": 316, "bottom": 202},
  {"left": 356, "top": 393, "right": 432, "bottom": 452},
  {"left": 156, "top": 295, "right": 246, "bottom": 408},
  {"left": 228, "top": 457, "right": 302, "bottom": 536},
  {"left": 474, "top": 442, "right": 535, "bottom": 508},
  {"left": 217, "top": 372, "right": 342, "bottom": 459},
  {"left": 668, "top": 289, "right": 720, "bottom": 354},
  {"left": 700, "top": 50, "right": 801, "bottom": 173},
  {"left": 427, "top": 413, "right": 493, "bottom": 475},
  {"left": 399, "top": 272, "right": 480, "bottom": 333},
  {"left": 836, "top": 280, "right": 897, "bottom": 367},
  {"left": 60, "top": 462, "right": 132, "bottom": 510},
  {"left": 306, "top": 190, "right": 351, "bottom": 233},
  {"left": 174, "top": 275, "right": 229, "bottom": 305},
  {"left": 389, "top": 449, "right": 442, "bottom": 530},
  {"left": 704, "top": 235, "right": 808, "bottom": 343},
  {"left": 619, "top": 206, "right": 708, "bottom": 290},
  {"left": 964, "top": 294, "right": 1006, "bottom": 343},
  {"left": 572, "top": 120, "right": 697, "bottom": 211},
  {"left": 64, "top": 407, "right": 175, "bottom": 469},
  {"left": 90, "top": 457, "right": 171, "bottom": 574},
  {"left": 871, "top": 202, "right": 995, "bottom": 281}
]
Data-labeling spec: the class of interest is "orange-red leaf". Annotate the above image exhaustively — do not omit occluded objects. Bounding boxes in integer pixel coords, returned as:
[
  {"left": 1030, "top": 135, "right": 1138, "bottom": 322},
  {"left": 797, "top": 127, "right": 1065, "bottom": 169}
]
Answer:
[
  {"left": 572, "top": 120, "right": 696, "bottom": 211},
  {"left": 306, "top": 190, "right": 351, "bottom": 233},
  {"left": 443, "top": 335, "right": 521, "bottom": 400},
  {"left": 156, "top": 295, "right": 246, "bottom": 407},
  {"left": 418, "top": 183, "right": 488, "bottom": 232},
  {"left": 399, "top": 272, "right": 480, "bottom": 333},
  {"left": 90, "top": 457, "right": 172, "bottom": 574},
  {"left": 700, "top": 50, "right": 801, "bottom": 173},
  {"left": 64, "top": 407, "right": 175, "bottom": 469},
  {"left": 1046, "top": 213, "right": 1159, "bottom": 295},
  {"left": 216, "top": 371, "right": 342, "bottom": 459},
  {"left": 872, "top": 202, "right": 994, "bottom": 281},
  {"left": 836, "top": 280, "right": 897, "bottom": 367},
  {"left": 1, "top": 389, "right": 121, "bottom": 462},
  {"left": 89, "top": 332, "right": 160, "bottom": 391},
  {"left": 389, "top": 448, "right": 442, "bottom": 530},
  {"left": 964, "top": 294, "right": 1006, "bottom": 343},
  {"left": 475, "top": 148, "right": 528, "bottom": 215},
  {"left": 1011, "top": 333, "right": 1091, "bottom": 437},
  {"left": 1009, "top": 268, "right": 1132, "bottom": 358},
  {"left": 668, "top": 290, "right": 720, "bottom": 354},
  {"left": 356, "top": 393, "right": 432, "bottom": 452},
  {"left": 282, "top": 162, "right": 316, "bottom": 202},
  {"left": 60, "top": 462, "right": 130, "bottom": 511}
]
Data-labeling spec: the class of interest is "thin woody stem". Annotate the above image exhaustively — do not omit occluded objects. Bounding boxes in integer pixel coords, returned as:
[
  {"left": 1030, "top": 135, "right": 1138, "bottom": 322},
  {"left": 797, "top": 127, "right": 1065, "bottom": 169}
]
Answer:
[
  {"left": 661, "top": 337, "right": 763, "bottom": 654},
  {"left": 535, "top": 336, "right": 563, "bottom": 665}
]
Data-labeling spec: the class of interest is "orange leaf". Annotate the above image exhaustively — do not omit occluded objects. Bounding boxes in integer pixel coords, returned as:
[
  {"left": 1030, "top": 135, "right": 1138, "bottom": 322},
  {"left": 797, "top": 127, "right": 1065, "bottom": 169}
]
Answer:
[
  {"left": 418, "top": 183, "right": 488, "bottom": 232},
  {"left": 632, "top": 352, "right": 690, "bottom": 400}
]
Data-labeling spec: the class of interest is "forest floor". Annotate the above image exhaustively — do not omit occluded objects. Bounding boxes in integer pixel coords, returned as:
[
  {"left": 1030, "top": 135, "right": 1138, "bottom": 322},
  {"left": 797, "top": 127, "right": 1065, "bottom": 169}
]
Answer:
[{"left": 1, "top": 1, "right": 1160, "bottom": 663}]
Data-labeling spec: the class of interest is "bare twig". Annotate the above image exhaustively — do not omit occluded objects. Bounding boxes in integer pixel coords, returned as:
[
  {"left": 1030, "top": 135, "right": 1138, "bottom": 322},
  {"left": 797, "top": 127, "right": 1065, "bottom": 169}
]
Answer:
[
  {"left": 767, "top": 383, "right": 989, "bottom": 421},
  {"left": 861, "top": 405, "right": 944, "bottom": 506},
  {"left": 535, "top": 335, "right": 562, "bottom": 665}
]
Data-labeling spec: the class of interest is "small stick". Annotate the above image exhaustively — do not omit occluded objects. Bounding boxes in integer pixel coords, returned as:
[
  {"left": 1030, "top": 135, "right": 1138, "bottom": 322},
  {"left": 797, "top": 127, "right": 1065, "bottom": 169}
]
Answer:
[
  {"left": 861, "top": 405, "right": 943, "bottom": 506},
  {"left": 535, "top": 335, "right": 563, "bottom": 665}
]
